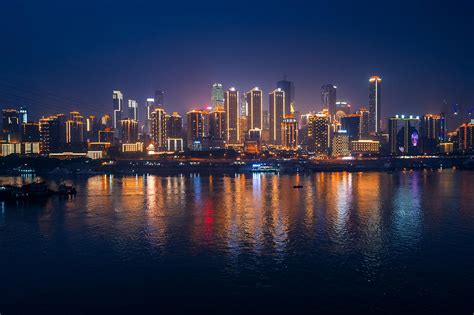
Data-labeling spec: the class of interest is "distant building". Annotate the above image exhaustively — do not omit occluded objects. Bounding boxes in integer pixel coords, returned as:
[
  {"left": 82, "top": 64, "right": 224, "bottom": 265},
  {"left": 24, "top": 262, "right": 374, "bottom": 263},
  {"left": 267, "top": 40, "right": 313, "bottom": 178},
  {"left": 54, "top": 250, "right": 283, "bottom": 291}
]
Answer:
[
  {"left": 211, "top": 83, "right": 225, "bottom": 110},
  {"left": 358, "top": 108, "right": 370, "bottom": 139},
  {"left": 167, "top": 138, "right": 184, "bottom": 152},
  {"left": 368, "top": 76, "right": 382, "bottom": 133},
  {"left": 151, "top": 108, "right": 167, "bottom": 150},
  {"left": 341, "top": 114, "right": 360, "bottom": 141},
  {"left": 120, "top": 119, "right": 138, "bottom": 144},
  {"left": 128, "top": 99, "right": 139, "bottom": 122},
  {"left": 277, "top": 78, "right": 295, "bottom": 117},
  {"left": 421, "top": 114, "right": 445, "bottom": 154},
  {"left": 269, "top": 88, "right": 286, "bottom": 145},
  {"left": 245, "top": 87, "right": 263, "bottom": 130},
  {"left": 155, "top": 90, "right": 164, "bottom": 107},
  {"left": 98, "top": 129, "right": 114, "bottom": 143},
  {"left": 113, "top": 90, "right": 123, "bottom": 137},
  {"left": 388, "top": 115, "right": 421, "bottom": 155},
  {"left": 19, "top": 106, "right": 28, "bottom": 124},
  {"left": 21, "top": 122, "right": 40, "bottom": 142},
  {"left": 308, "top": 112, "right": 330, "bottom": 156},
  {"left": 458, "top": 121, "right": 474, "bottom": 152},
  {"left": 351, "top": 140, "right": 380, "bottom": 155},
  {"left": 331, "top": 130, "right": 350, "bottom": 157},
  {"left": 166, "top": 112, "right": 183, "bottom": 138},
  {"left": 39, "top": 115, "right": 62, "bottom": 153},
  {"left": 281, "top": 115, "right": 298, "bottom": 150},
  {"left": 2, "top": 109, "right": 20, "bottom": 142},
  {"left": 225, "top": 87, "right": 240, "bottom": 144},
  {"left": 186, "top": 110, "right": 207, "bottom": 149},
  {"left": 145, "top": 98, "right": 155, "bottom": 134},
  {"left": 209, "top": 107, "right": 226, "bottom": 140},
  {"left": 122, "top": 142, "right": 143, "bottom": 153},
  {"left": 321, "top": 84, "right": 337, "bottom": 115}
]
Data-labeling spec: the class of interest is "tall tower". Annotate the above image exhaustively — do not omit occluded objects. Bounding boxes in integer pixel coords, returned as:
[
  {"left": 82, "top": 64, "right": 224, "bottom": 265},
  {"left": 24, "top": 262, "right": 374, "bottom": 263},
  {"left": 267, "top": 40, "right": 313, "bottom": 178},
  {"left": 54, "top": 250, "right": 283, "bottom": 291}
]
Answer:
[
  {"left": 155, "top": 90, "right": 165, "bottom": 108},
  {"left": 245, "top": 87, "right": 263, "bottom": 130},
  {"left": 128, "top": 99, "right": 138, "bottom": 122},
  {"left": 224, "top": 87, "right": 240, "bottom": 144},
  {"left": 151, "top": 108, "right": 167, "bottom": 150},
  {"left": 369, "top": 76, "right": 382, "bottom": 134},
  {"left": 321, "top": 84, "right": 337, "bottom": 115},
  {"left": 145, "top": 98, "right": 155, "bottom": 134},
  {"left": 211, "top": 83, "right": 225, "bottom": 110},
  {"left": 277, "top": 78, "right": 295, "bottom": 116},
  {"left": 209, "top": 107, "right": 226, "bottom": 140},
  {"left": 269, "top": 88, "right": 286, "bottom": 145},
  {"left": 113, "top": 90, "right": 123, "bottom": 137}
]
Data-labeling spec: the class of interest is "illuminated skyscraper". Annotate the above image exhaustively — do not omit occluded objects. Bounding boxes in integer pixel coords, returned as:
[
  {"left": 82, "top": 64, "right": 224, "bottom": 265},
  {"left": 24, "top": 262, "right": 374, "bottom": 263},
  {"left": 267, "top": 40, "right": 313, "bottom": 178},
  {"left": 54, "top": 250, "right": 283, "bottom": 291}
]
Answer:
[
  {"left": 277, "top": 78, "right": 295, "bottom": 116},
  {"left": 245, "top": 87, "right": 263, "bottom": 130},
  {"left": 145, "top": 98, "right": 155, "bottom": 134},
  {"left": 1, "top": 109, "right": 20, "bottom": 142},
  {"left": 341, "top": 114, "right": 361, "bottom": 141},
  {"left": 128, "top": 99, "right": 138, "bottom": 122},
  {"left": 19, "top": 106, "right": 28, "bottom": 124},
  {"left": 120, "top": 119, "right": 138, "bottom": 144},
  {"left": 211, "top": 83, "right": 225, "bottom": 110},
  {"left": 151, "top": 108, "right": 166, "bottom": 150},
  {"left": 368, "top": 76, "right": 382, "bottom": 133},
  {"left": 321, "top": 84, "right": 337, "bottom": 114},
  {"left": 65, "top": 120, "right": 86, "bottom": 145},
  {"left": 209, "top": 107, "right": 226, "bottom": 140},
  {"left": 21, "top": 122, "right": 40, "bottom": 142},
  {"left": 166, "top": 112, "right": 183, "bottom": 138},
  {"left": 331, "top": 130, "right": 350, "bottom": 157},
  {"left": 113, "top": 90, "right": 123, "bottom": 136},
  {"left": 225, "top": 88, "right": 240, "bottom": 144},
  {"left": 269, "top": 88, "right": 286, "bottom": 145},
  {"left": 281, "top": 114, "right": 298, "bottom": 149},
  {"left": 388, "top": 115, "right": 421, "bottom": 155},
  {"left": 421, "top": 114, "right": 445, "bottom": 153},
  {"left": 458, "top": 121, "right": 474, "bottom": 152},
  {"left": 308, "top": 112, "right": 330, "bottom": 156},
  {"left": 186, "top": 110, "right": 207, "bottom": 149},
  {"left": 39, "top": 115, "right": 62, "bottom": 153}
]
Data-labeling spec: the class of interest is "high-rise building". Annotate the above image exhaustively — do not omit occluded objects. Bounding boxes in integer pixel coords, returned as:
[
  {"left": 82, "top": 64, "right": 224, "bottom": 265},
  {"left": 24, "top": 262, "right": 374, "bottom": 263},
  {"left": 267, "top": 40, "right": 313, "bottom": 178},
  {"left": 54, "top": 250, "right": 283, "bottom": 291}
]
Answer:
[
  {"left": 145, "top": 98, "right": 155, "bottom": 134},
  {"left": 269, "top": 88, "right": 286, "bottom": 145},
  {"left": 335, "top": 101, "right": 351, "bottom": 120},
  {"left": 120, "top": 119, "right": 138, "bottom": 144},
  {"left": 245, "top": 87, "right": 263, "bottom": 131},
  {"left": 151, "top": 108, "right": 167, "bottom": 150},
  {"left": 209, "top": 107, "right": 226, "bottom": 140},
  {"left": 331, "top": 130, "right": 350, "bottom": 157},
  {"left": 19, "top": 106, "right": 28, "bottom": 124},
  {"left": 113, "top": 90, "right": 123, "bottom": 137},
  {"left": 321, "top": 84, "right": 337, "bottom": 114},
  {"left": 308, "top": 112, "right": 330, "bottom": 156},
  {"left": 65, "top": 120, "right": 86, "bottom": 145},
  {"left": 358, "top": 108, "right": 370, "bottom": 140},
  {"left": 211, "top": 83, "right": 225, "bottom": 110},
  {"left": 281, "top": 115, "right": 298, "bottom": 150},
  {"left": 388, "top": 115, "right": 421, "bottom": 155},
  {"left": 155, "top": 90, "right": 164, "bottom": 107},
  {"left": 39, "top": 115, "right": 62, "bottom": 153},
  {"left": 86, "top": 115, "right": 100, "bottom": 142},
  {"left": 186, "top": 110, "right": 207, "bottom": 149},
  {"left": 21, "top": 122, "right": 40, "bottom": 142},
  {"left": 166, "top": 112, "right": 183, "bottom": 138},
  {"left": 458, "top": 121, "right": 474, "bottom": 152},
  {"left": 341, "top": 114, "right": 361, "bottom": 141},
  {"left": 368, "top": 76, "right": 382, "bottom": 134},
  {"left": 421, "top": 114, "right": 445, "bottom": 154},
  {"left": 101, "top": 114, "right": 112, "bottom": 129},
  {"left": 240, "top": 93, "right": 248, "bottom": 117},
  {"left": 224, "top": 88, "right": 240, "bottom": 144},
  {"left": 128, "top": 99, "right": 138, "bottom": 122},
  {"left": 1, "top": 109, "right": 20, "bottom": 142},
  {"left": 277, "top": 78, "right": 295, "bottom": 116}
]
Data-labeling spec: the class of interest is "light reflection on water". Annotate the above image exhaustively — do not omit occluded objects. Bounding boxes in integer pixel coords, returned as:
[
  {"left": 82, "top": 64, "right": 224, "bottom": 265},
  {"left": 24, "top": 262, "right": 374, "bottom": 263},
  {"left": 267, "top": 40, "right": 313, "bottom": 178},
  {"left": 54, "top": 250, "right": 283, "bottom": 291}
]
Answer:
[{"left": 0, "top": 170, "right": 473, "bottom": 313}]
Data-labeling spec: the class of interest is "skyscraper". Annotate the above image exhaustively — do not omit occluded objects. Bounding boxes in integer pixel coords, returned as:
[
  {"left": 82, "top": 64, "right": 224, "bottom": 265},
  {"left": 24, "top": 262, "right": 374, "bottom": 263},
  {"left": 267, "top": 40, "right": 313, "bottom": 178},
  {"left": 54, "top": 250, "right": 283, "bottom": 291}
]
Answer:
[
  {"left": 245, "top": 87, "right": 263, "bottom": 130},
  {"left": 358, "top": 108, "right": 370, "bottom": 139},
  {"left": 281, "top": 114, "right": 298, "bottom": 150},
  {"left": 269, "top": 88, "right": 286, "bottom": 145},
  {"left": 186, "top": 110, "right": 206, "bottom": 149},
  {"left": 341, "top": 114, "right": 361, "bottom": 141},
  {"left": 128, "top": 99, "right": 138, "bottom": 122},
  {"left": 368, "top": 76, "right": 382, "bottom": 133},
  {"left": 209, "top": 107, "right": 226, "bottom": 140},
  {"left": 388, "top": 115, "right": 421, "bottom": 155},
  {"left": 39, "top": 115, "right": 62, "bottom": 153},
  {"left": 155, "top": 90, "right": 164, "bottom": 107},
  {"left": 225, "top": 88, "right": 240, "bottom": 144},
  {"left": 321, "top": 84, "right": 337, "bottom": 115},
  {"left": 421, "top": 114, "right": 444, "bottom": 154},
  {"left": 277, "top": 78, "right": 295, "bottom": 116},
  {"left": 19, "top": 106, "right": 28, "bottom": 124},
  {"left": 1, "top": 109, "right": 20, "bottom": 142},
  {"left": 145, "top": 98, "right": 155, "bottom": 134},
  {"left": 211, "top": 83, "right": 224, "bottom": 110},
  {"left": 151, "top": 108, "right": 166, "bottom": 150},
  {"left": 113, "top": 90, "right": 123, "bottom": 137},
  {"left": 307, "top": 112, "right": 330, "bottom": 156},
  {"left": 166, "top": 112, "right": 183, "bottom": 139}
]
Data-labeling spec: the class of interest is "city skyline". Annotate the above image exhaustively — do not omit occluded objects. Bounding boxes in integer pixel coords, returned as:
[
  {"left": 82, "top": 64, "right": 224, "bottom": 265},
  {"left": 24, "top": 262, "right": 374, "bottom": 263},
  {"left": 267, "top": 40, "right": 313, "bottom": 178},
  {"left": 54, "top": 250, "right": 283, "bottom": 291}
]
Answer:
[{"left": 0, "top": 1, "right": 472, "bottom": 121}]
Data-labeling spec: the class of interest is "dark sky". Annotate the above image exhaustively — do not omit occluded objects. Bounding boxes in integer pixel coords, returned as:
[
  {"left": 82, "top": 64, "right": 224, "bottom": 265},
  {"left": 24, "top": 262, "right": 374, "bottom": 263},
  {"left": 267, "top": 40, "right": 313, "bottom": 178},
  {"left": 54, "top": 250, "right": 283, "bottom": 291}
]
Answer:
[{"left": 0, "top": 0, "right": 472, "bottom": 123}]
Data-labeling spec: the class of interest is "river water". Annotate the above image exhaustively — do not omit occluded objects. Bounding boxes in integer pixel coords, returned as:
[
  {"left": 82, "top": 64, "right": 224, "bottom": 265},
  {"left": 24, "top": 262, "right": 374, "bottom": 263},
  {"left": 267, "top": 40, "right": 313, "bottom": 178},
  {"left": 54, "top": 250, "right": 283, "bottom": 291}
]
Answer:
[{"left": 0, "top": 171, "right": 473, "bottom": 313}]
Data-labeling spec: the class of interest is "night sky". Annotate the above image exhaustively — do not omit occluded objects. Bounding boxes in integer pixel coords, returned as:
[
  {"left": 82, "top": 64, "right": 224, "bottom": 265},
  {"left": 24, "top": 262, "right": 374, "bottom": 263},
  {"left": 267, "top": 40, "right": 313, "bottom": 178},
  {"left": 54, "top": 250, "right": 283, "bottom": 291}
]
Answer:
[{"left": 0, "top": 0, "right": 472, "bottom": 124}]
